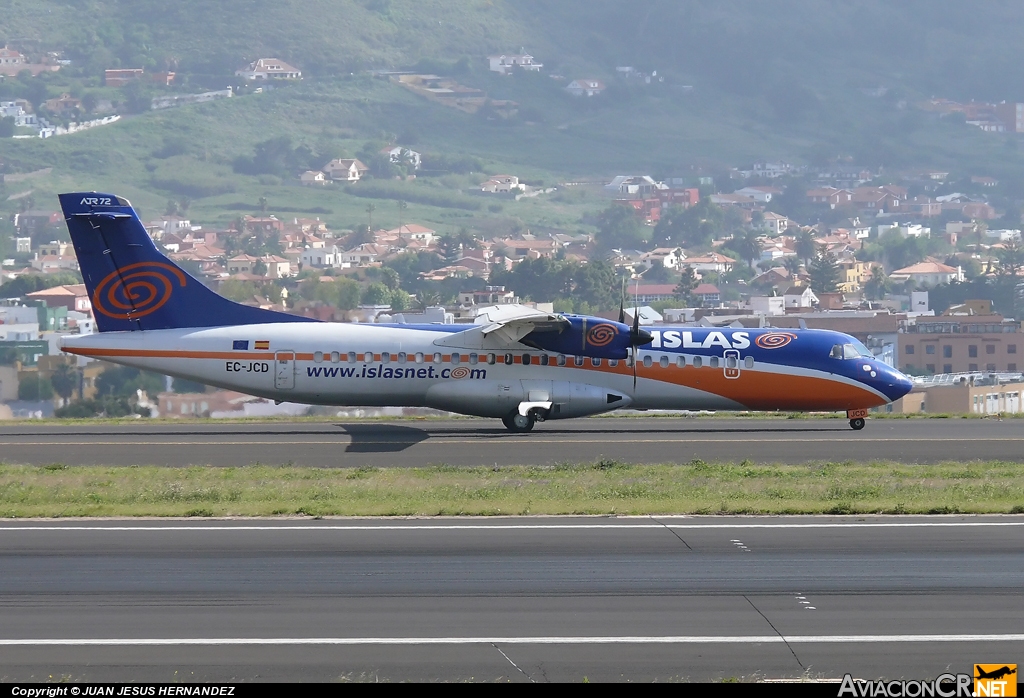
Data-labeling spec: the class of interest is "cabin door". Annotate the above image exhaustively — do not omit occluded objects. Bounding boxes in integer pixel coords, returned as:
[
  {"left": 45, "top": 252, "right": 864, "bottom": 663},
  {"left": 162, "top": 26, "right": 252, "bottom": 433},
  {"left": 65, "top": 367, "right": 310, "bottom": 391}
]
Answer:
[{"left": 275, "top": 351, "right": 296, "bottom": 390}]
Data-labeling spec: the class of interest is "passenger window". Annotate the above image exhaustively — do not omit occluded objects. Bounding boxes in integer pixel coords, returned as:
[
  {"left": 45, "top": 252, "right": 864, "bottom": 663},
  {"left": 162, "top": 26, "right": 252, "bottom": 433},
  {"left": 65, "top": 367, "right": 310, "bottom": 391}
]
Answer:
[
  {"left": 643, "top": 355, "right": 653, "bottom": 368},
  {"left": 469, "top": 353, "right": 478, "bottom": 365},
  {"left": 726, "top": 356, "right": 738, "bottom": 369},
  {"left": 331, "top": 351, "right": 340, "bottom": 363},
  {"left": 609, "top": 359, "right": 618, "bottom": 367},
  {"left": 574, "top": 356, "right": 584, "bottom": 367},
  {"left": 381, "top": 352, "right": 390, "bottom": 363},
  {"left": 415, "top": 352, "right": 424, "bottom": 363},
  {"left": 451, "top": 353, "right": 460, "bottom": 364},
  {"left": 398, "top": 352, "right": 407, "bottom": 363},
  {"left": 557, "top": 354, "right": 566, "bottom": 366},
  {"left": 523, "top": 354, "right": 532, "bottom": 365},
  {"left": 505, "top": 353, "right": 514, "bottom": 365},
  {"left": 347, "top": 352, "right": 356, "bottom": 363},
  {"left": 487, "top": 353, "right": 496, "bottom": 365},
  {"left": 432, "top": 353, "right": 442, "bottom": 364},
  {"left": 744, "top": 356, "right": 754, "bottom": 368},
  {"left": 314, "top": 351, "right": 324, "bottom": 363},
  {"left": 659, "top": 356, "right": 669, "bottom": 368},
  {"left": 364, "top": 351, "right": 375, "bottom": 362},
  {"left": 710, "top": 356, "right": 720, "bottom": 368},
  {"left": 592, "top": 357, "right": 602, "bottom": 367},
  {"left": 693, "top": 356, "right": 703, "bottom": 368},
  {"left": 677, "top": 356, "right": 686, "bottom": 368}
]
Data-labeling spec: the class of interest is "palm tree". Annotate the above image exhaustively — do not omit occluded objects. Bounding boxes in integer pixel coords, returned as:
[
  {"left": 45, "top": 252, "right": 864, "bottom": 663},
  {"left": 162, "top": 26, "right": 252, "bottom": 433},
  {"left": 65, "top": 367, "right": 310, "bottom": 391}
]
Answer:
[
  {"left": 396, "top": 200, "right": 408, "bottom": 229},
  {"left": 50, "top": 361, "right": 79, "bottom": 404},
  {"left": 366, "top": 203, "right": 376, "bottom": 230},
  {"left": 258, "top": 196, "right": 268, "bottom": 214},
  {"left": 795, "top": 230, "right": 817, "bottom": 266}
]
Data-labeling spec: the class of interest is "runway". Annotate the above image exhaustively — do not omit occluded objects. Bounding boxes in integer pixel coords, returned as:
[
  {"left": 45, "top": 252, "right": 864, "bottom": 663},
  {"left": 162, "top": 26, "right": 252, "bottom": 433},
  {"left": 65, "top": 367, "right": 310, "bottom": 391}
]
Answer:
[
  {"left": 0, "top": 516, "right": 1021, "bottom": 682},
  {"left": 1, "top": 417, "right": 1023, "bottom": 467}
]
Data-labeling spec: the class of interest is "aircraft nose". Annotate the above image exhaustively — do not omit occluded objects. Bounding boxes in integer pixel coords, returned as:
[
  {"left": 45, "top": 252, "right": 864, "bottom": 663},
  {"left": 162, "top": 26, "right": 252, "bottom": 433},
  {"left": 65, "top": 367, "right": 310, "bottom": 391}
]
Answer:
[{"left": 886, "top": 369, "right": 914, "bottom": 401}]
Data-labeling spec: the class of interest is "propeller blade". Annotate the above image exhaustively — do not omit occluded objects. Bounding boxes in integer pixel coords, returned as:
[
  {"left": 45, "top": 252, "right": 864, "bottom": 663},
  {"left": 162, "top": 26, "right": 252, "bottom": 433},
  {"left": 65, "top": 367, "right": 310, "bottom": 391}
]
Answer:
[
  {"left": 632, "top": 278, "right": 640, "bottom": 389},
  {"left": 618, "top": 300, "right": 625, "bottom": 325}
]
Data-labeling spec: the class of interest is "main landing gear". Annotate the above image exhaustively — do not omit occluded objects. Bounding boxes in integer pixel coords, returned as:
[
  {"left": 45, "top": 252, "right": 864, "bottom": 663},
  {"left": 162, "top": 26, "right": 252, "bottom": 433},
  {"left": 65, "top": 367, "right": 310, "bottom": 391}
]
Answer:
[{"left": 502, "top": 412, "right": 535, "bottom": 432}]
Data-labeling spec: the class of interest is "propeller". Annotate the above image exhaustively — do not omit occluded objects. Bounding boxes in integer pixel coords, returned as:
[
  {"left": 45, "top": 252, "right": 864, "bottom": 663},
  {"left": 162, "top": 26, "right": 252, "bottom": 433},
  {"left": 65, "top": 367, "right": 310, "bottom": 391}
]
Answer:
[
  {"left": 628, "top": 277, "right": 654, "bottom": 390},
  {"left": 618, "top": 275, "right": 626, "bottom": 324}
]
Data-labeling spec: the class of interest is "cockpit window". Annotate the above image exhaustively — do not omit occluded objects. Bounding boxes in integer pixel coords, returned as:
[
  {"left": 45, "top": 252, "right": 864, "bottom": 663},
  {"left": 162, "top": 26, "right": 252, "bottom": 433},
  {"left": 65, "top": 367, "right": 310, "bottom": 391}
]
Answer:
[{"left": 830, "top": 342, "right": 872, "bottom": 360}]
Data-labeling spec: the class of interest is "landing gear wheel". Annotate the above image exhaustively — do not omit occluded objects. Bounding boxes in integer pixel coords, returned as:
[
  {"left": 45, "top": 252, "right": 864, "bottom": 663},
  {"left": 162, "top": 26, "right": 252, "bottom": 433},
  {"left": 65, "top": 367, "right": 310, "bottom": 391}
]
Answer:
[
  {"left": 502, "top": 412, "right": 536, "bottom": 432},
  {"left": 849, "top": 417, "right": 866, "bottom": 431}
]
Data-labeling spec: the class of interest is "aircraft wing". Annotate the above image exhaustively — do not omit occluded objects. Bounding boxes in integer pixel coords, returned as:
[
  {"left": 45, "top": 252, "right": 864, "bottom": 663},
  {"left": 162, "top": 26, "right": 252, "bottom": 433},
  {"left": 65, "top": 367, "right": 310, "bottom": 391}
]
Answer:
[{"left": 433, "top": 304, "right": 568, "bottom": 349}]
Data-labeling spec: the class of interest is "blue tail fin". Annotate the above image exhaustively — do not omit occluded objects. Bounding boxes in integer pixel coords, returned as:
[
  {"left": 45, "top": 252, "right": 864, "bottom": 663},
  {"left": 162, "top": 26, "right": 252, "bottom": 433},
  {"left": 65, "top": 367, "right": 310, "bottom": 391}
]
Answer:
[{"left": 59, "top": 192, "right": 316, "bottom": 332}]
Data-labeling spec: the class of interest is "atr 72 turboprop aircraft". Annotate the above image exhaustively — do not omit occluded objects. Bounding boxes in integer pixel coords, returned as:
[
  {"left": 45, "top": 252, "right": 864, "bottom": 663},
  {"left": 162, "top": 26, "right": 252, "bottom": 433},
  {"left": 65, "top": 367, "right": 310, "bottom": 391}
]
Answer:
[{"left": 57, "top": 193, "right": 913, "bottom": 431}]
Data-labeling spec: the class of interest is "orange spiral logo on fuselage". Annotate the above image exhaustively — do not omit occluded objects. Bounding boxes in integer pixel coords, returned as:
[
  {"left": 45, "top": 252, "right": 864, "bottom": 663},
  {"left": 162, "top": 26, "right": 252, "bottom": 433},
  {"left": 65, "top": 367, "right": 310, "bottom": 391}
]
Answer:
[
  {"left": 586, "top": 323, "right": 617, "bottom": 347},
  {"left": 754, "top": 332, "right": 798, "bottom": 349},
  {"left": 92, "top": 262, "right": 188, "bottom": 320},
  {"left": 449, "top": 366, "right": 471, "bottom": 379}
]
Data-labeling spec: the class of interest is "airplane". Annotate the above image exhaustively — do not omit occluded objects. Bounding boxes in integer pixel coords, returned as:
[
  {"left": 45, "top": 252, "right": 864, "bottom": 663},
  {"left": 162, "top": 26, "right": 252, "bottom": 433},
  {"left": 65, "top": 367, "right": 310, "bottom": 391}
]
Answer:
[{"left": 56, "top": 192, "right": 913, "bottom": 431}]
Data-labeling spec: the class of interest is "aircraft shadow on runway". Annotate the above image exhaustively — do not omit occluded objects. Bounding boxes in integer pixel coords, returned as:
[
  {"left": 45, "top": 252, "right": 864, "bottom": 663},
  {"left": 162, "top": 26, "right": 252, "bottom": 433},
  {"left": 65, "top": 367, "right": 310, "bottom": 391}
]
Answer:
[
  {"left": 333, "top": 422, "right": 849, "bottom": 445},
  {"left": 338, "top": 423, "right": 431, "bottom": 452}
]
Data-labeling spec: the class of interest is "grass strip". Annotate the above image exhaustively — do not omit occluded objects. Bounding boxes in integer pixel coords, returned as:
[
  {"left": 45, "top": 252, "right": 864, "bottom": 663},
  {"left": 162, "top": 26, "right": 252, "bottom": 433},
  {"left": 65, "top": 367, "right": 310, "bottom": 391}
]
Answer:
[{"left": 0, "top": 459, "right": 1023, "bottom": 518}]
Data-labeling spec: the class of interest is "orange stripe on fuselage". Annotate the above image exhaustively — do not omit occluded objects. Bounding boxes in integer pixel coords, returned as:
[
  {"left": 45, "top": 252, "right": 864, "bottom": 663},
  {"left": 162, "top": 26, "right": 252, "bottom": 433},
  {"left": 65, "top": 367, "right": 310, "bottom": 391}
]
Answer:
[
  {"left": 64, "top": 346, "right": 884, "bottom": 410},
  {"left": 64, "top": 347, "right": 278, "bottom": 361}
]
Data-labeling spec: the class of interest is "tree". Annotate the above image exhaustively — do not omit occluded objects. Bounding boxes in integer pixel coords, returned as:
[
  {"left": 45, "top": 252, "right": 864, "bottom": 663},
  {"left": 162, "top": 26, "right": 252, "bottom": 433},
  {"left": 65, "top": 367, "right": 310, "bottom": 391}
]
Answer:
[
  {"left": 258, "top": 196, "right": 268, "bottom": 214},
  {"left": 595, "top": 205, "right": 647, "bottom": 251},
  {"left": 864, "top": 265, "right": 891, "bottom": 300},
  {"left": 655, "top": 198, "right": 729, "bottom": 249},
  {"left": 348, "top": 224, "right": 374, "bottom": 247},
  {"left": 734, "top": 229, "right": 762, "bottom": 268},
  {"left": 809, "top": 248, "right": 842, "bottom": 294},
  {"left": 396, "top": 200, "right": 408, "bottom": 228},
  {"left": 18, "top": 374, "right": 53, "bottom": 401},
  {"left": 0, "top": 116, "right": 14, "bottom": 138},
  {"left": 50, "top": 362, "right": 79, "bottom": 403},
  {"left": 674, "top": 266, "right": 698, "bottom": 305},
  {"left": 782, "top": 256, "right": 803, "bottom": 275},
  {"left": 365, "top": 203, "right": 376, "bottom": 230},
  {"left": 794, "top": 230, "right": 817, "bottom": 265},
  {"left": 362, "top": 282, "right": 392, "bottom": 305},
  {"left": 95, "top": 365, "right": 164, "bottom": 398}
]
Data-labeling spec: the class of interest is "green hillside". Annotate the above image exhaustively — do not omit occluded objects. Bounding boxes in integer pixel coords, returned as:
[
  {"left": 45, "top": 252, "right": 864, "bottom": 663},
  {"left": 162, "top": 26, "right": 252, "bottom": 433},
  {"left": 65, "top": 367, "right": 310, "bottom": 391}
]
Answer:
[{"left": 2, "top": 0, "right": 1024, "bottom": 228}]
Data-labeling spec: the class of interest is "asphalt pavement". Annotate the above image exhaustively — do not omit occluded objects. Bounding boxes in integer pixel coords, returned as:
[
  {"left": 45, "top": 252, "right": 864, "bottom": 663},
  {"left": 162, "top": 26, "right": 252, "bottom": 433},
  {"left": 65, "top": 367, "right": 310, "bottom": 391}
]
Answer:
[
  {"left": 0, "top": 417, "right": 1023, "bottom": 467},
  {"left": 0, "top": 516, "right": 1021, "bottom": 682}
]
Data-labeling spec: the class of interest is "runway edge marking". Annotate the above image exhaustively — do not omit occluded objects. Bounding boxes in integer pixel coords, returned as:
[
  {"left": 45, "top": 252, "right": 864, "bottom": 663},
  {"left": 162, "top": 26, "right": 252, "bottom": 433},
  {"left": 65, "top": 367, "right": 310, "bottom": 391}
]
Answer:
[
  {"left": 2, "top": 522, "right": 1024, "bottom": 531},
  {"left": 2, "top": 634, "right": 1024, "bottom": 645}
]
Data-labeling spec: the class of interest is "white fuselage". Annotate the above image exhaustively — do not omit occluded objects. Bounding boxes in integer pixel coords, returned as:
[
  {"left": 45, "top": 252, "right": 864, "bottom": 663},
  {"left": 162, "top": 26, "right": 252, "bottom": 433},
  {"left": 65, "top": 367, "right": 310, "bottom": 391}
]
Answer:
[{"left": 60, "top": 322, "right": 890, "bottom": 418}]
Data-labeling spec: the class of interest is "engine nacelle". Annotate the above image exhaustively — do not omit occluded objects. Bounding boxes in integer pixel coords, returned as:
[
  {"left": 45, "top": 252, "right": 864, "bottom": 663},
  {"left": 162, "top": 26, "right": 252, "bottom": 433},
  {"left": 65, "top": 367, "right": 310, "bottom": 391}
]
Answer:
[{"left": 522, "top": 315, "right": 649, "bottom": 360}]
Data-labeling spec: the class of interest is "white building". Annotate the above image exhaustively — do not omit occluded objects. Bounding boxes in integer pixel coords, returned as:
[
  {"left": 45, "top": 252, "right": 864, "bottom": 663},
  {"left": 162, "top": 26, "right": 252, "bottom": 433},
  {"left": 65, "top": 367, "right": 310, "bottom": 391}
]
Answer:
[
  {"left": 878, "top": 223, "right": 931, "bottom": 238},
  {"left": 889, "top": 262, "right": 964, "bottom": 286},
  {"left": 565, "top": 79, "right": 606, "bottom": 97},
  {"left": 986, "top": 229, "right": 1022, "bottom": 242},
  {"left": 379, "top": 146, "right": 421, "bottom": 170},
  {"left": 487, "top": 53, "right": 543, "bottom": 75},
  {"left": 235, "top": 58, "right": 301, "bottom": 80},
  {"left": 300, "top": 245, "right": 343, "bottom": 269}
]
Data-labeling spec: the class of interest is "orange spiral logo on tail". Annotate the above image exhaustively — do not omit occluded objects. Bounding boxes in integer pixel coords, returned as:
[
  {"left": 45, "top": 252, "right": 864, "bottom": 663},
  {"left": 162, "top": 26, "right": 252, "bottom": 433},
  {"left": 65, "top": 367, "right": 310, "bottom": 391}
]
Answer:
[
  {"left": 754, "top": 331, "right": 798, "bottom": 349},
  {"left": 586, "top": 323, "right": 617, "bottom": 347},
  {"left": 92, "top": 262, "right": 188, "bottom": 320}
]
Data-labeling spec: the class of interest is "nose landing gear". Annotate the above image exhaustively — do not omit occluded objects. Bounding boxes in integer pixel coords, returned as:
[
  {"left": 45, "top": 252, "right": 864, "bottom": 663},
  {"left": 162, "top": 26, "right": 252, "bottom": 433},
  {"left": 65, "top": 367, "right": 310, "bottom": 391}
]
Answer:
[{"left": 846, "top": 409, "right": 868, "bottom": 431}]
